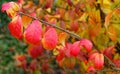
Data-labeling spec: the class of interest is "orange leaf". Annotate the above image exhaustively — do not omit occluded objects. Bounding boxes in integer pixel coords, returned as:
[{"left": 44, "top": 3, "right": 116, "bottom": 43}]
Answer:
[
  {"left": 89, "top": 23, "right": 101, "bottom": 39},
  {"left": 58, "top": 32, "right": 67, "bottom": 46},
  {"left": 104, "top": 11, "right": 114, "bottom": 28},
  {"left": 22, "top": 15, "right": 32, "bottom": 28},
  {"left": 115, "top": 8, "right": 120, "bottom": 17},
  {"left": 22, "top": 12, "right": 36, "bottom": 28},
  {"left": 88, "top": 11, "right": 101, "bottom": 25},
  {"left": 108, "top": 25, "right": 117, "bottom": 41},
  {"left": 24, "top": 20, "right": 42, "bottom": 45}
]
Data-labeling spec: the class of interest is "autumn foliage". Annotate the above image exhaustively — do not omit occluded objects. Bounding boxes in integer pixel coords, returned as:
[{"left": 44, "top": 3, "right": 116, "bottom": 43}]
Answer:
[{"left": 1, "top": 0, "right": 120, "bottom": 74}]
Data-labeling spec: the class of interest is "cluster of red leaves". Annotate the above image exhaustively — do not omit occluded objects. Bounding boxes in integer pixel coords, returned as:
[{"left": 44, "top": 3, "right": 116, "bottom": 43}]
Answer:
[{"left": 2, "top": 0, "right": 120, "bottom": 73}]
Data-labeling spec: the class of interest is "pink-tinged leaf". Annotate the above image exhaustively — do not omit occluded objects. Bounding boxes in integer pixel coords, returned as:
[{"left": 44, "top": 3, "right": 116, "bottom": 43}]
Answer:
[
  {"left": 24, "top": 20, "right": 42, "bottom": 45},
  {"left": 2, "top": 2, "right": 11, "bottom": 12},
  {"left": 28, "top": 44, "right": 43, "bottom": 59},
  {"left": 94, "top": 53, "right": 104, "bottom": 70},
  {"left": 79, "top": 39, "right": 93, "bottom": 52},
  {"left": 8, "top": 15, "right": 23, "bottom": 39},
  {"left": 65, "top": 43, "right": 72, "bottom": 57},
  {"left": 87, "top": 66, "right": 96, "bottom": 72},
  {"left": 89, "top": 52, "right": 99, "bottom": 60},
  {"left": 103, "top": 45, "right": 115, "bottom": 60},
  {"left": 70, "top": 41, "right": 80, "bottom": 56},
  {"left": 42, "top": 28, "right": 58, "bottom": 50},
  {"left": 2, "top": 2, "right": 20, "bottom": 18}
]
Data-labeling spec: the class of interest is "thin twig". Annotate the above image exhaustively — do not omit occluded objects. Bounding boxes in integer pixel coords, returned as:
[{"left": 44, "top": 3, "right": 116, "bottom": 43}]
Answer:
[
  {"left": 96, "top": 69, "right": 120, "bottom": 72},
  {"left": 19, "top": 12, "right": 81, "bottom": 40}
]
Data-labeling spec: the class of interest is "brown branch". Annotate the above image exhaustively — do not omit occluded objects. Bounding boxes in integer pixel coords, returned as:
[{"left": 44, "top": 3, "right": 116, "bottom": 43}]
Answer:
[
  {"left": 19, "top": 11, "right": 120, "bottom": 71},
  {"left": 19, "top": 12, "right": 81, "bottom": 40},
  {"left": 96, "top": 69, "right": 120, "bottom": 72}
]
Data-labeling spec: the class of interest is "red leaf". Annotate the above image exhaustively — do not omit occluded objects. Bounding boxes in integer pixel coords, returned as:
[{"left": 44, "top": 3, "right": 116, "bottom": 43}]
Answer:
[
  {"left": 70, "top": 41, "right": 80, "bottom": 56},
  {"left": 42, "top": 28, "right": 58, "bottom": 50},
  {"left": 70, "top": 21, "right": 79, "bottom": 32},
  {"left": 87, "top": 66, "right": 96, "bottom": 72},
  {"left": 67, "top": 0, "right": 73, "bottom": 6},
  {"left": 24, "top": 20, "right": 42, "bottom": 45},
  {"left": 114, "top": 59, "right": 120, "bottom": 68},
  {"left": 56, "top": 50, "right": 65, "bottom": 61},
  {"left": 45, "top": 0, "right": 53, "bottom": 8},
  {"left": 103, "top": 45, "right": 115, "bottom": 60},
  {"left": 79, "top": 39, "right": 93, "bottom": 52},
  {"left": 28, "top": 44, "right": 43, "bottom": 59},
  {"left": 8, "top": 15, "right": 23, "bottom": 39}
]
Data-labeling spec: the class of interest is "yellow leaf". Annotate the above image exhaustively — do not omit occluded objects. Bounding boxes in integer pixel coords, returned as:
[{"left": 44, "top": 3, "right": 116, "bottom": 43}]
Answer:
[
  {"left": 108, "top": 25, "right": 117, "bottom": 41},
  {"left": 58, "top": 32, "right": 67, "bottom": 46},
  {"left": 78, "top": 13, "right": 88, "bottom": 21},
  {"left": 53, "top": 48, "right": 59, "bottom": 55},
  {"left": 22, "top": 15, "right": 32, "bottom": 28}
]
